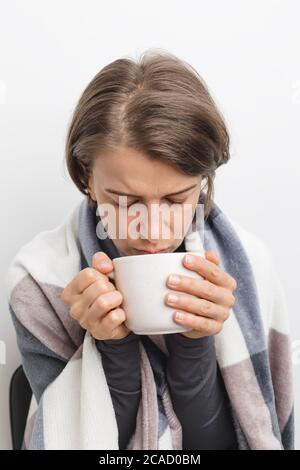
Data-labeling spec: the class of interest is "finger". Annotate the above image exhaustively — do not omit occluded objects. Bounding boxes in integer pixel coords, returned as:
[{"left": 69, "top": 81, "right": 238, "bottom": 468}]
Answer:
[
  {"left": 92, "top": 251, "right": 114, "bottom": 274},
  {"left": 63, "top": 267, "right": 103, "bottom": 303},
  {"left": 182, "top": 253, "right": 237, "bottom": 291},
  {"left": 87, "top": 289, "right": 123, "bottom": 322},
  {"left": 68, "top": 267, "right": 107, "bottom": 296},
  {"left": 166, "top": 275, "right": 235, "bottom": 308},
  {"left": 173, "top": 310, "right": 223, "bottom": 336},
  {"left": 75, "top": 278, "right": 116, "bottom": 314},
  {"left": 205, "top": 250, "right": 220, "bottom": 266},
  {"left": 165, "top": 291, "right": 230, "bottom": 322},
  {"left": 99, "top": 307, "right": 127, "bottom": 338}
]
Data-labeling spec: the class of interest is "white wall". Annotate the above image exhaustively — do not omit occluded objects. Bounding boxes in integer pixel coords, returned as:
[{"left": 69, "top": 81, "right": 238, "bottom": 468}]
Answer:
[{"left": 1, "top": 0, "right": 299, "bottom": 450}]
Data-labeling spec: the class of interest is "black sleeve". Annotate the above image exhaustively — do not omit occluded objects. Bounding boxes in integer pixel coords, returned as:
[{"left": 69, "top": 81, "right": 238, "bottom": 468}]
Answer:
[
  {"left": 164, "top": 333, "right": 238, "bottom": 450},
  {"left": 95, "top": 332, "right": 141, "bottom": 450}
]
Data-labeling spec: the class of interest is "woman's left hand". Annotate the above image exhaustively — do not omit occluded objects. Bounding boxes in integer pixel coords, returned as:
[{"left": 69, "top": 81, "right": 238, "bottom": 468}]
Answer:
[{"left": 165, "top": 250, "right": 237, "bottom": 339}]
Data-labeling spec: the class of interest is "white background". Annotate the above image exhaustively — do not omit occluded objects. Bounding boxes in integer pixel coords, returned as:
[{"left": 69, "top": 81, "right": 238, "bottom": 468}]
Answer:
[{"left": 0, "top": 0, "right": 299, "bottom": 450}]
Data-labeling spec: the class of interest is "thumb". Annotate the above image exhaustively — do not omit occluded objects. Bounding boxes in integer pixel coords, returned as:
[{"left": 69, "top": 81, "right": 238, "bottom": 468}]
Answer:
[{"left": 92, "top": 251, "right": 114, "bottom": 274}]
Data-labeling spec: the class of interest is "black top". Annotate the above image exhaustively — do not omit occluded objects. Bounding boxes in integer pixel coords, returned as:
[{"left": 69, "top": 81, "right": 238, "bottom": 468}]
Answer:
[{"left": 96, "top": 241, "right": 238, "bottom": 450}]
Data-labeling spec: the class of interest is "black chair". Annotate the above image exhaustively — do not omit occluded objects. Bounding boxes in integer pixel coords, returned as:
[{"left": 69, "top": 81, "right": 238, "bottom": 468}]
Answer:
[{"left": 9, "top": 365, "right": 33, "bottom": 450}]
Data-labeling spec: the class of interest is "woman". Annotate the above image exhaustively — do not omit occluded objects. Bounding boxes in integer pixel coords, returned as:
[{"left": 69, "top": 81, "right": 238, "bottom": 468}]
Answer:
[{"left": 6, "top": 50, "right": 294, "bottom": 450}]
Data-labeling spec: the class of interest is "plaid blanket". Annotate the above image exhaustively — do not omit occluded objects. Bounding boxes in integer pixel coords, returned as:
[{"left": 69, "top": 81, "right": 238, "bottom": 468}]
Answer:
[{"left": 5, "top": 193, "right": 294, "bottom": 449}]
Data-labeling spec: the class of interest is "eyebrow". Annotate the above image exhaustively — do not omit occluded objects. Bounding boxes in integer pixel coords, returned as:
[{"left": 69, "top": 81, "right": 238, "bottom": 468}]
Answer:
[{"left": 105, "top": 183, "right": 198, "bottom": 198}]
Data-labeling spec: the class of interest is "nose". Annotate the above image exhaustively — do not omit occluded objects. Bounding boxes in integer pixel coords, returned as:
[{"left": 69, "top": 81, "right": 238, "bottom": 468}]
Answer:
[{"left": 138, "top": 204, "right": 171, "bottom": 244}]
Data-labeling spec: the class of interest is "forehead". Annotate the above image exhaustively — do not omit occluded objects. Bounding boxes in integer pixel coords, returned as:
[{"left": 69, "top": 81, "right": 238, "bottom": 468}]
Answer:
[{"left": 92, "top": 146, "right": 200, "bottom": 196}]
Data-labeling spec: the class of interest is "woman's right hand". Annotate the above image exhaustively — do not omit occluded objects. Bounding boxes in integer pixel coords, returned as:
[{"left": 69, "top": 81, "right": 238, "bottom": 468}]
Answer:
[{"left": 61, "top": 252, "right": 131, "bottom": 340}]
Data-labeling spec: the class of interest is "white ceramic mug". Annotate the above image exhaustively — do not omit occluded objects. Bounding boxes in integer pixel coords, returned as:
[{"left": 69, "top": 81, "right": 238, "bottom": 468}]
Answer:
[{"left": 108, "top": 251, "right": 204, "bottom": 335}]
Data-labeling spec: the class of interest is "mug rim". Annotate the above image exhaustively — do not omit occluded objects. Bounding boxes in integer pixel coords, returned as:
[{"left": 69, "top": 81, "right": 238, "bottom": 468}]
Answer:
[{"left": 112, "top": 250, "right": 203, "bottom": 264}]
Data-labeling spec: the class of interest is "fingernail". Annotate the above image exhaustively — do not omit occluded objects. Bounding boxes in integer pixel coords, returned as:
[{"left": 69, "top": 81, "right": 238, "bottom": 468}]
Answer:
[
  {"left": 168, "top": 274, "right": 180, "bottom": 286},
  {"left": 167, "top": 293, "right": 178, "bottom": 304},
  {"left": 175, "top": 311, "right": 184, "bottom": 320},
  {"left": 185, "top": 254, "right": 195, "bottom": 266}
]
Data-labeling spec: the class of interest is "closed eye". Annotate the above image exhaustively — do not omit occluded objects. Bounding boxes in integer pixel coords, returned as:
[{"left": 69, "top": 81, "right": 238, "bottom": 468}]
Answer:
[{"left": 115, "top": 198, "right": 186, "bottom": 208}]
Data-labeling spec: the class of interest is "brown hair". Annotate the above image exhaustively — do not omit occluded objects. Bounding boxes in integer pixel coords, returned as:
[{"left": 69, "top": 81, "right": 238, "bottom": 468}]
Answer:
[{"left": 65, "top": 49, "right": 230, "bottom": 219}]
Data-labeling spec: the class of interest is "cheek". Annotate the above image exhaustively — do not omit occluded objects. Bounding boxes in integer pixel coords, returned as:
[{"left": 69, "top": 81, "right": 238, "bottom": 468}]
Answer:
[
  {"left": 114, "top": 239, "right": 128, "bottom": 254},
  {"left": 114, "top": 213, "right": 141, "bottom": 242},
  {"left": 170, "top": 205, "right": 195, "bottom": 239}
]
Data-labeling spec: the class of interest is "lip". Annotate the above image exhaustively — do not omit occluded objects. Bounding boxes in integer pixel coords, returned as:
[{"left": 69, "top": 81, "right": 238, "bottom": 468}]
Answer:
[{"left": 134, "top": 247, "right": 170, "bottom": 254}]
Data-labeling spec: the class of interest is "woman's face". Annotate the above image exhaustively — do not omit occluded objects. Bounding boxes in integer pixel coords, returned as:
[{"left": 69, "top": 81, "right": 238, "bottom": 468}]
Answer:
[{"left": 88, "top": 146, "right": 202, "bottom": 256}]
